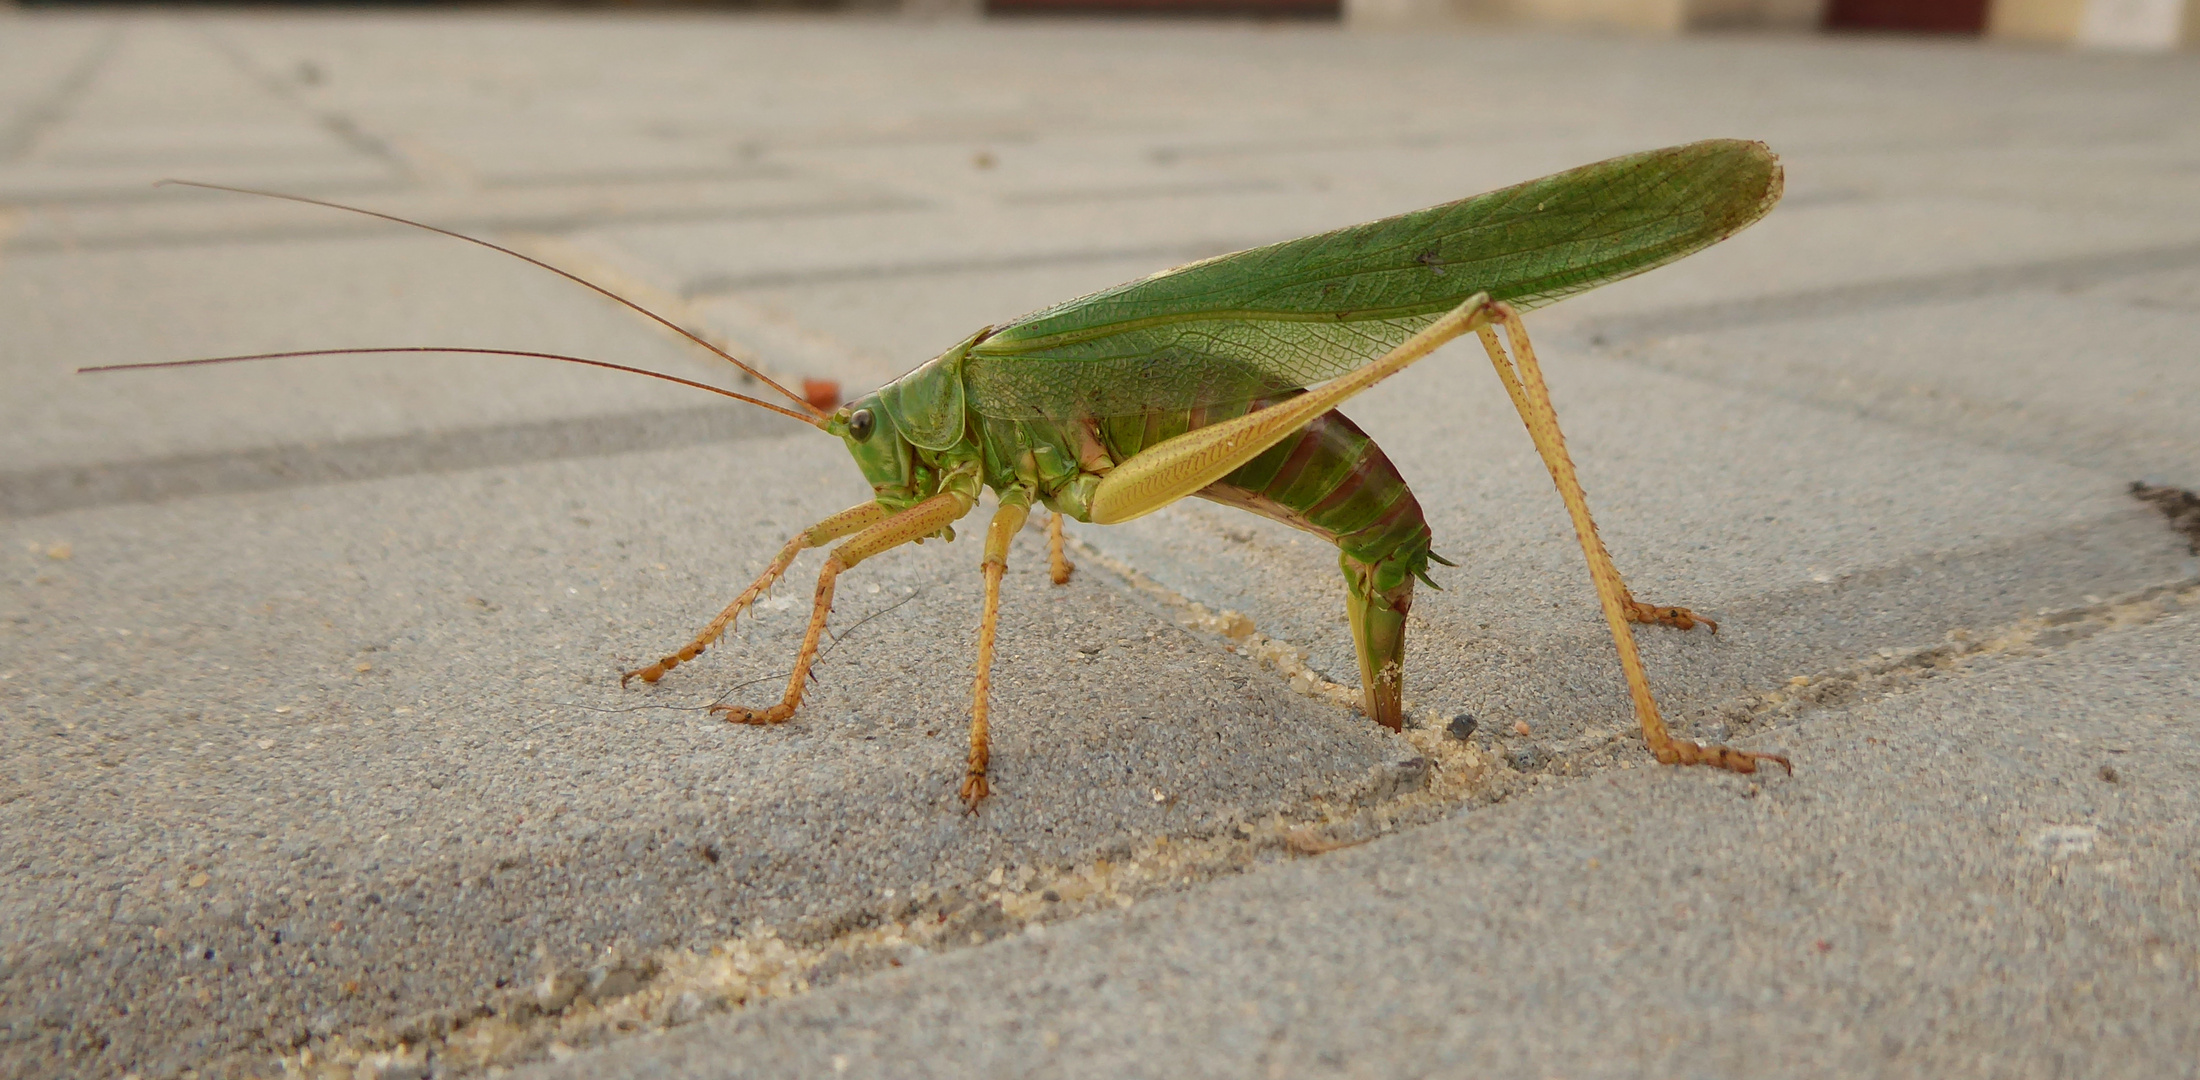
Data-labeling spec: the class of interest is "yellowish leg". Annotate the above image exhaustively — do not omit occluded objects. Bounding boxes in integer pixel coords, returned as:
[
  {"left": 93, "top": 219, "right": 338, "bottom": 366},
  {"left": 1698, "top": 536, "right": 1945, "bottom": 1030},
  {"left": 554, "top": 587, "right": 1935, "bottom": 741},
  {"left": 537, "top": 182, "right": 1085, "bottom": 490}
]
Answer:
[
  {"left": 1465, "top": 343, "right": 1717, "bottom": 637},
  {"left": 1475, "top": 305, "right": 1787, "bottom": 775},
  {"left": 1086, "top": 295, "right": 1497, "bottom": 525},
  {"left": 963, "top": 494, "right": 1034, "bottom": 807},
  {"left": 623, "top": 502, "right": 886, "bottom": 686},
  {"left": 1045, "top": 510, "right": 1074, "bottom": 585},
  {"left": 1628, "top": 599, "right": 1716, "bottom": 634},
  {"left": 713, "top": 491, "right": 976, "bottom": 725}
]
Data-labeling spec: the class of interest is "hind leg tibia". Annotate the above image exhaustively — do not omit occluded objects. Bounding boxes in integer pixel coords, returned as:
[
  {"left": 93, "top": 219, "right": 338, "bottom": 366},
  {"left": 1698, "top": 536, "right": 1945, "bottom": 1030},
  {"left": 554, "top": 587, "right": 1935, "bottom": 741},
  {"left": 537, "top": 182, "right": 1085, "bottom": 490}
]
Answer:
[{"left": 1476, "top": 305, "right": 1783, "bottom": 776}]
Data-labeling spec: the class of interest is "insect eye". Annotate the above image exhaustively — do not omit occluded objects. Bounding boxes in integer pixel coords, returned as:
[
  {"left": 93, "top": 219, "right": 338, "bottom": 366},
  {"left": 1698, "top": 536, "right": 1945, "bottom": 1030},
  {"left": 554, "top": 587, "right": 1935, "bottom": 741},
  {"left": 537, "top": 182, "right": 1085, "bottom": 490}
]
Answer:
[{"left": 848, "top": 408, "right": 875, "bottom": 442}]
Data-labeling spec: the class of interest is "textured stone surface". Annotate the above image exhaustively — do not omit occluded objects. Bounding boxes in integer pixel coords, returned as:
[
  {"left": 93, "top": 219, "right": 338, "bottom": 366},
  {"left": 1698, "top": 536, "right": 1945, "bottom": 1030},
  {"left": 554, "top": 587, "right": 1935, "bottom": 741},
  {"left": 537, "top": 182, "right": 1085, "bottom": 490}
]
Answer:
[
  {"left": 2, "top": 11, "right": 2196, "bottom": 1079},
  {"left": 538, "top": 610, "right": 2200, "bottom": 1080}
]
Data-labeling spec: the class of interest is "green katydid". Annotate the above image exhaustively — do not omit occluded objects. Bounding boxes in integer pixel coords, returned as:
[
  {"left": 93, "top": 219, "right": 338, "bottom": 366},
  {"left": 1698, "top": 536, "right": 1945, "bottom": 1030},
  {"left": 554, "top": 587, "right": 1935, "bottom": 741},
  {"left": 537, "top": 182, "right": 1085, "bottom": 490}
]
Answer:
[{"left": 90, "top": 139, "right": 1790, "bottom": 808}]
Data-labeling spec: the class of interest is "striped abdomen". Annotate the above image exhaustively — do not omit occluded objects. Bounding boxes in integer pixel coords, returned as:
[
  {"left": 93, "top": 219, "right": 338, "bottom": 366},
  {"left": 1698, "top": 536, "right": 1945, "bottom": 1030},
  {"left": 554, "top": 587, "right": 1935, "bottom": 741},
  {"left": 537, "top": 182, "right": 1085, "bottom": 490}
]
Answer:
[
  {"left": 1093, "top": 397, "right": 1435, "bottom": 730},
  {"left": 1089, "top": 395, "right": 1438, "bottom": 596}
]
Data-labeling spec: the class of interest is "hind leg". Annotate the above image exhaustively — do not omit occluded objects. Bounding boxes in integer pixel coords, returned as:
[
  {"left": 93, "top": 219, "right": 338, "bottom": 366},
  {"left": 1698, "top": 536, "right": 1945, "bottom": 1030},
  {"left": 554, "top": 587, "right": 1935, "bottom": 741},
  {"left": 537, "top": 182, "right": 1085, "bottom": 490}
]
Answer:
[
  {"left": 1625, "top": 598, "right": 1715, "bottom": 633},
  {"left": 1477, "top": 305, "right": 1784, "bottom": 776}
]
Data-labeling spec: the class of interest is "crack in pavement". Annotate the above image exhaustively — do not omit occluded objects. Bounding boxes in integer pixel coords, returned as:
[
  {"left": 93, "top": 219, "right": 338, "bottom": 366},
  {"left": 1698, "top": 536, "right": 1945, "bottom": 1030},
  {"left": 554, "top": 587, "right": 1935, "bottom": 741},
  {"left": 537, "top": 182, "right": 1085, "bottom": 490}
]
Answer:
[
  {"left": 2132, "top": 481, "right": 2200, "bottom": 554},
  {"left": 0, "top": 22, "right": 119, "bottom": 164},
  {"left": 0, "top": 404, "right": 799, "bottom": 519},
  {"left": 0, "top": 194, "right": 927, "bottom": 256},
  {"left": 267, "top": 542, "right": 2200, "bottom": 1080},
  {"left": 1582, "top": 239, "right": 2200, "bottom": 342}
]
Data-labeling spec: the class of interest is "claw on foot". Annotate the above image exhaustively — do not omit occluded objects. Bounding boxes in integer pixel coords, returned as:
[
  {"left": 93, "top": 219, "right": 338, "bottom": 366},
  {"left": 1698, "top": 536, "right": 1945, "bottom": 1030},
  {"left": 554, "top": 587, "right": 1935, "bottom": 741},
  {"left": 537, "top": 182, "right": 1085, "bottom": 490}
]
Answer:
[
  {"left": 1625, "top": 599, "right": 1716, "bottom": 634},
  {"left": 1045, "top": 511, "right": 1075, "bottom": 586},
  {"left": 959, "top": 771, "right": 990, "bottom": 809},
  {"left": 710, "top": 702, "right": 795, "bottom": 725},
  {"left": 1656, "top": 739, "right": 1792, "bottom": 775}
]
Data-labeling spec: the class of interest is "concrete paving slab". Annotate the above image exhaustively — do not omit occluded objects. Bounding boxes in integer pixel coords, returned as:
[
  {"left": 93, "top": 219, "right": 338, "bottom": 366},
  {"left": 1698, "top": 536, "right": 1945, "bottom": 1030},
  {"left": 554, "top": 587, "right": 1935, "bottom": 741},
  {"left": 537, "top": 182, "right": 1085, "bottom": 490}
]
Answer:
[
  {"left": 539, "top": 604, "right": 2200, "bottom": 1080},
  {"left": 690, "top": 255, "right": 1185, "bottom": 393},
  {"left": 0, "top": 234, "right": 762, "bottom": 478},
  {"left": 0, "top": 21, "right": 394, "bottom": 202},
  {"left": 1603, "top": 270, "right": 2200, "bottom": 490},
  {"left": 0, "top": 173, "right": 909, "bottom": 255},
  {"left": 0, "top": 436, "right": 1393, "bottom": 1080},
  {"left": 0, "top": 22, "right": 114, "bottom": 158},
  {"left": 1076, "top": 334, "right": 2196, "bottom": 747},
  {"left": 1, "top": 10, "right": 2197, "bottom": 1080}
]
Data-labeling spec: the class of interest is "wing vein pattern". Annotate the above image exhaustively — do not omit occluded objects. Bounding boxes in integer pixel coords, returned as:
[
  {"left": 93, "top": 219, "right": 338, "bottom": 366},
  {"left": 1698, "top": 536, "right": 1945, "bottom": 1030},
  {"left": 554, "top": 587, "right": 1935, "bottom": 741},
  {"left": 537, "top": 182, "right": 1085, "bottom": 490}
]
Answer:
[{"left": 961, "top": 140, "right": 1781, "bottom": 420}]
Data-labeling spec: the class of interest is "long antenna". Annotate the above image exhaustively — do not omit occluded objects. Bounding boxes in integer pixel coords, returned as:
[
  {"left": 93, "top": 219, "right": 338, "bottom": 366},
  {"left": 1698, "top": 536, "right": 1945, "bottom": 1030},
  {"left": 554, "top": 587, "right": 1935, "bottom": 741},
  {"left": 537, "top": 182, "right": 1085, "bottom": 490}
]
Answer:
[
  {"left": 155, "top": 179, "right": 830, "bottom": 423},
  {"left": 80, "top": 347, "right": 824, "bottom": 427}
]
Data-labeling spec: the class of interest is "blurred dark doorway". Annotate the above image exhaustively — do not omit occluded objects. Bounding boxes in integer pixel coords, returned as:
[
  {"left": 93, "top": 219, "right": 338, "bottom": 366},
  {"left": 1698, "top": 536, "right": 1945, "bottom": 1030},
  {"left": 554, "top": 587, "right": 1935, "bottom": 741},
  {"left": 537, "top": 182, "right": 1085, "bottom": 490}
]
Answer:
[
  {"left": 986, "top": 0, "right": 1339, "bottom": 16},
  {"left": 1824, "top": 0, "right": 1989, "bottom": 33}
]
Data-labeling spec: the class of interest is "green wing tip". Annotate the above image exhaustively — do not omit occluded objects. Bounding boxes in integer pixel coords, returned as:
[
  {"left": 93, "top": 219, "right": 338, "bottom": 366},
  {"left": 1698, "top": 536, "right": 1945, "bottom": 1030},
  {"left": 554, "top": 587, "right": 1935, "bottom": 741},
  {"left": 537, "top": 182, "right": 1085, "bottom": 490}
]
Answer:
[
  {"left": 1759, "top": 146, "right": 1787, "bottom": 216},
  {"left": 1707, "top": 138, "right": 1785, "bottom": 226},
  {"left": 1654, "top": 139, "right": 1784, "bottom": 246}
]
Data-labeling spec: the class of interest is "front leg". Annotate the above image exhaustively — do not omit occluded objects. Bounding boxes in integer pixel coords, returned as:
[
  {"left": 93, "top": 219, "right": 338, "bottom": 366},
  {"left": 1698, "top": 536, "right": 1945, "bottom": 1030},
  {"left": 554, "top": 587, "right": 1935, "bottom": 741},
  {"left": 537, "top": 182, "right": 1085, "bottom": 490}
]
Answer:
[
  {"left": 712, "top": 490, "right": 976, "bottom": 725},
  {"left": 1624, "top": 593, "right": 1716, "bottom": 634},
  {"left": 623, "top": 502, "right": 886, "bottom": 687}
]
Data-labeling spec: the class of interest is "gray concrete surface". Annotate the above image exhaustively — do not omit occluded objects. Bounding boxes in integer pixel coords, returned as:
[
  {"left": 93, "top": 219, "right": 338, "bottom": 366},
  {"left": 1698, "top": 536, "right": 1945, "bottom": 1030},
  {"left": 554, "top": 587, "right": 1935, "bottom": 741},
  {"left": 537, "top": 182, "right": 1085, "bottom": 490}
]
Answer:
[
  {"left": 0, "top": 11, "right": 2196, "bottom": 1080},
  {"left": 538, "top": 603, "right": 2200, "bottom": 1080}
]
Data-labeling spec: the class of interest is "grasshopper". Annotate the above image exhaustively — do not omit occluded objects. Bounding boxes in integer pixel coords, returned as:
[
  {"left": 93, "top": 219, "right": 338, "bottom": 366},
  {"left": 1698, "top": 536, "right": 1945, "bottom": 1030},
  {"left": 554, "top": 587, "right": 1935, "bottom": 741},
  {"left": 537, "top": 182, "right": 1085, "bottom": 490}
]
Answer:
[{"left": 93, "top": 140, "right": 1790, "bottom": 807}]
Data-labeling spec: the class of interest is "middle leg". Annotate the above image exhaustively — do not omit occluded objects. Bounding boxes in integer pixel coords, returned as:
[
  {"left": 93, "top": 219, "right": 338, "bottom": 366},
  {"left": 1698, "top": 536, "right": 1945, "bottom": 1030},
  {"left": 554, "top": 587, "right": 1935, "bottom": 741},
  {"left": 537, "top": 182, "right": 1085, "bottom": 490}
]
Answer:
[
  {"left": 1045, "top": 509, "right": 1075, "bottom": 586},
  {"left": 962, "top": 492, "right": 1034, "bottom": 807}
]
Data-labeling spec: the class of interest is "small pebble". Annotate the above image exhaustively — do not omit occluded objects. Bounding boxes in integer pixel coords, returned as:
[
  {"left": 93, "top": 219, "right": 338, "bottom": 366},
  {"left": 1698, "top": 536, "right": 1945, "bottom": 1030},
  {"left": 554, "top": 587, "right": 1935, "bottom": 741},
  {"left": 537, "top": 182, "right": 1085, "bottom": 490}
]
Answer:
[
  {"left": 1445, "top": 714, "right": 1478, "bottom": 741},
  {"left": 1513, "top": 720, "right": 1532, "bottom": 737}
]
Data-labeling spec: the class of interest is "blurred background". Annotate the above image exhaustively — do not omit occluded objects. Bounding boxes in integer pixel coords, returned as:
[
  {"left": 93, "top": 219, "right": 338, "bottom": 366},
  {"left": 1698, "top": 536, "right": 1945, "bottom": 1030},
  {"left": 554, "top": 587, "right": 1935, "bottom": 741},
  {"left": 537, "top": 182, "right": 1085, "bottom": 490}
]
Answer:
[
  {"left": 3, "top": 0, "right": 2195, "bottom": 49},
  {"left": 3, "top": 0, "right": 2198, "bottom": 1076}
]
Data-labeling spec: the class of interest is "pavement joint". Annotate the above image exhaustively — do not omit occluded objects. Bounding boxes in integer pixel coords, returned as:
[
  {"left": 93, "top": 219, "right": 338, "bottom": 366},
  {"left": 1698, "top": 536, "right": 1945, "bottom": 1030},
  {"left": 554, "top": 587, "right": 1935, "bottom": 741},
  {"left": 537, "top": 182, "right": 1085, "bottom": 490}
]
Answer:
[
  {"left": 6, "top": 16, "right": 2197, "bottom": 1077},
  {"left": 0, "top": 190, "right": 923, "bottom": 255},
  {"left": 1581, "top": 238, "right": 2200, "bottom": 342},
  {"left": 266, "top": 540, "right": 2200, "bottom": 1079},
  {"left": 0, "top": 23, "right": 115, "bottom": 164},
  {"left": 2131, "top": 481, "right": 2200, "bottom": 553},
  {"left": 201, "top": 406, "right": 2199, "bottom": 1079},
  {"left": 0, "top": 403, "right": 799, "bottom": 519}
]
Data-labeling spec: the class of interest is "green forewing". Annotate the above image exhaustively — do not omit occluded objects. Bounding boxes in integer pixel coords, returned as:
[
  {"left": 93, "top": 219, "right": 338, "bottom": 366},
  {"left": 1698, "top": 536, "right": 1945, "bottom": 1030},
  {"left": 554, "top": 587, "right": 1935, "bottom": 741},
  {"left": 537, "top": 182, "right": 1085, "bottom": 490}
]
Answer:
[{"left": 961, "top": 140, "right": 1781, "bottom": 420}]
